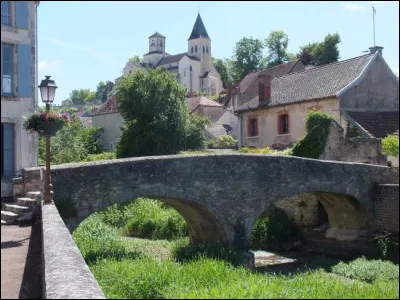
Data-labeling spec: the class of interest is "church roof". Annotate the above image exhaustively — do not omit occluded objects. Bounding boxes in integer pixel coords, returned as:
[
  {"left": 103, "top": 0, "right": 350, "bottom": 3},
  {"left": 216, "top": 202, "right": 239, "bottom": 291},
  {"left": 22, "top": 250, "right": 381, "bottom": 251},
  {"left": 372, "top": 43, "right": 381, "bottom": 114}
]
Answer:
[
  {"left": 188, "top": 14, "right": 210, "bottom": 40},
  {"left": 149, "top": 32, "right": 165, "bottom": 38},
  {"left": 157, "top": 53, "right": 199, "bottom": 66}
]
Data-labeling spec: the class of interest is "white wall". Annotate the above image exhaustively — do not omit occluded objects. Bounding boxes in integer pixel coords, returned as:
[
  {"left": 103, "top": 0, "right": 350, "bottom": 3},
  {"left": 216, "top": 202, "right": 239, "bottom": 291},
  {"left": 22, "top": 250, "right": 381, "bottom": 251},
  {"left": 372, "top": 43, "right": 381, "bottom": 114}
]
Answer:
[
  {"left": 215, "top": 110, "right": 240, "bottom": 140},
  {"left": 92, "top": 113, "right": 124, "bottom": 151}
]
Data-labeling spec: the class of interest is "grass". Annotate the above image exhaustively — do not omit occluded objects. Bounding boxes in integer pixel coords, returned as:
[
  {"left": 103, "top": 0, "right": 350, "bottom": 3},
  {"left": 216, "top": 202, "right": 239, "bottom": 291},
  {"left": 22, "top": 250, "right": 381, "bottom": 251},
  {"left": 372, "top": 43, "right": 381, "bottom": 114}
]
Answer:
[{"left": 73, "top": 199, "right": 399, "bottom": 299}]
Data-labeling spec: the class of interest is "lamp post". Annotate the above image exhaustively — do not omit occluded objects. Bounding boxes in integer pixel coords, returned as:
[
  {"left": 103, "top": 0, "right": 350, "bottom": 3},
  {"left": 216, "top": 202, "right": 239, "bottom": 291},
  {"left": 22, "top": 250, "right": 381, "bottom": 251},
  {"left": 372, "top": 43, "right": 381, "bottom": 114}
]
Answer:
[{"left": 38, "top": 75, "right": 58, "bottom": 204}]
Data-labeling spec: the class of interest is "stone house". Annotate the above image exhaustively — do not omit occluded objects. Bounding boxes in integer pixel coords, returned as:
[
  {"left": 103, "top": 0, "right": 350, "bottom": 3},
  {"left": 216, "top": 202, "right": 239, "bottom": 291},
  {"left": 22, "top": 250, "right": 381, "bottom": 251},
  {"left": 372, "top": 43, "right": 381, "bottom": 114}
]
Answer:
[
  {"left": 123, "top": 14, "right": 223, "bottom": 97},
  {"left": 1, "top": 1, "right": 39, "bottom": 197},
  {"left": 234, "top": 47, "right": 399, "bottom": 149}
]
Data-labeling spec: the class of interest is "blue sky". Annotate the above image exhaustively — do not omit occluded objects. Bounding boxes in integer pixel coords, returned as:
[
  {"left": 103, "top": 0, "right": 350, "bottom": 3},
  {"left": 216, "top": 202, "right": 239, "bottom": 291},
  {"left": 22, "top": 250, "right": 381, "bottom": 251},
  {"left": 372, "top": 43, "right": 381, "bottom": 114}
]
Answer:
[{"left": 37, "top": 1, "right": 399, "bottom": 105}]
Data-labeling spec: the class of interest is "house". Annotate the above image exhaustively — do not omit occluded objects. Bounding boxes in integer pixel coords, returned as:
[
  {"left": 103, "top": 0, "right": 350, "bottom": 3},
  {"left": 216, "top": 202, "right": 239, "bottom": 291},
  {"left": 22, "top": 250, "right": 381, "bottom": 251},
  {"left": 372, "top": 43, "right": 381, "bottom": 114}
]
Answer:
[
  {"left": 234, "top": 46, "right": 399, "bottom": 149},
  {"left": 1, "top": 1, "right": 40, "bottom": 198},
  {"left": 122, "top": 14, "right": 223, "bottom": 96},
  {"left": 91, "top": 95, "right": 123, "bottom": 151},
  {"left": 73, "top": 110, "right": 92, "bottom": 127}
]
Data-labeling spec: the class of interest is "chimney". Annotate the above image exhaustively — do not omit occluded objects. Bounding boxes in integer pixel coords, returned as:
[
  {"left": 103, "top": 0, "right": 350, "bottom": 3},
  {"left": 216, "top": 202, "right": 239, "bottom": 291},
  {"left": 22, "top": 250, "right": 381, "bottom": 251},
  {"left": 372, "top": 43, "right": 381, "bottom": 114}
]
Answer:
[
  {"left": 232, "top": 90, "right": 242, "bottom": 111},
  {"left": 369, "top": 46, "right": 383, "bottom": 55},
  {"left": 259, "top": 75, "right": 272, "bottom": 102}
]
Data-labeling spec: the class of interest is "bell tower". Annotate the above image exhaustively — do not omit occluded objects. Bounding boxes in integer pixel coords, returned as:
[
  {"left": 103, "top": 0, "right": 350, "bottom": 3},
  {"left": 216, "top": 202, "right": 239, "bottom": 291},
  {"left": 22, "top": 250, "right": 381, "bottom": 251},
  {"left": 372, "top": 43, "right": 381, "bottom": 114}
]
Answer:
[{"left": 148, "top": 32, "right": 166, "bottom": 54}]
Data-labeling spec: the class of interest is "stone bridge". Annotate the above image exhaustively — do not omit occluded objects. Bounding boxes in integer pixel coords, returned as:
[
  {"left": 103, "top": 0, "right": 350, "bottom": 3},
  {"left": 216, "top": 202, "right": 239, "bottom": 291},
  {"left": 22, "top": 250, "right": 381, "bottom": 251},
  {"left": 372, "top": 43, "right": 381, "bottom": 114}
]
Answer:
[{"left": 23, "top": 154, "right": 398, "bottom": 250}]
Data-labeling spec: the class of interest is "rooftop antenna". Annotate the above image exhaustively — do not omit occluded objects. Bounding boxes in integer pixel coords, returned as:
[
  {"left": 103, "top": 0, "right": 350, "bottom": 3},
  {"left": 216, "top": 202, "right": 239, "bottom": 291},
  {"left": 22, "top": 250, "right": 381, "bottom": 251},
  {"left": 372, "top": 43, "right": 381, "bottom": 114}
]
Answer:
[{"left": 370, "top": 1, "right": 376, "bottom": 46}]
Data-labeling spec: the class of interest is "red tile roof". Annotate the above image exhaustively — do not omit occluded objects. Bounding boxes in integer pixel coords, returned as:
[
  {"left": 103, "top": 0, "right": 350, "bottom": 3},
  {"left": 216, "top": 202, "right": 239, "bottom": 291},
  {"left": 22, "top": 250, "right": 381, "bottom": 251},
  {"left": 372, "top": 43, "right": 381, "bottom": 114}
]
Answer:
[
  {"left": 187, "top": 96, "right": 223, "bottom": 112},
  {"left": 92, "top": 95, "right": 118, "bottom": 116}
]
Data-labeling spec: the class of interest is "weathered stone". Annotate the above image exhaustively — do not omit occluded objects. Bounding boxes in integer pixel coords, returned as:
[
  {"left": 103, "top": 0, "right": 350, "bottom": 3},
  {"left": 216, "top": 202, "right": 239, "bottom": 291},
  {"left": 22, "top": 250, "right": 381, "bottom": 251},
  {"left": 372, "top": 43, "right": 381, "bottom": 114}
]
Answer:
[{"left": 22, "top": 154, "right": 398, "bottom": 249}]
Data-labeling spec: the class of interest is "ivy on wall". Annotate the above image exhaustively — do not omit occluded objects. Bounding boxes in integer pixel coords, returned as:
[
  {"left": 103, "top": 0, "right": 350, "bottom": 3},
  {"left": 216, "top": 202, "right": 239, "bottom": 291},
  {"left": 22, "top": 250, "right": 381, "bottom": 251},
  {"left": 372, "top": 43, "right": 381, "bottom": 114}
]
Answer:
[{"left": 292, "top": 110, "right": 334, "bottom": 159}]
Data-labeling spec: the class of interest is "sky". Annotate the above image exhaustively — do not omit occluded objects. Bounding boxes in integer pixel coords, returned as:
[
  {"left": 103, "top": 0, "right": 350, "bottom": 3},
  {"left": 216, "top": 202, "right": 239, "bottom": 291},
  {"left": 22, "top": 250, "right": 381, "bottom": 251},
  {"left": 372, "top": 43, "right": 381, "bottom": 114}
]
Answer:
[{"left": 37, "top": 1, "right": 399, "bottom": 106}]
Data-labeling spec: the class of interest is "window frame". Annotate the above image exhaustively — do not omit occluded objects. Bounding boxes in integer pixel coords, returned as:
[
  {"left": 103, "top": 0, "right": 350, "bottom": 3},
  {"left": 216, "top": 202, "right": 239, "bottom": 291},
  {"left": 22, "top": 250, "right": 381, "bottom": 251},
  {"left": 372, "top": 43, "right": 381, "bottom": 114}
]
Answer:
[
  {"left": 247, "top": 118, "right": 258, "bottom": 137},
  {"left": 1, "top": 43, "right": 14, "bottom": 96},
  {"left": 278, "top": 113, "right": 290, "bottom": 135}
]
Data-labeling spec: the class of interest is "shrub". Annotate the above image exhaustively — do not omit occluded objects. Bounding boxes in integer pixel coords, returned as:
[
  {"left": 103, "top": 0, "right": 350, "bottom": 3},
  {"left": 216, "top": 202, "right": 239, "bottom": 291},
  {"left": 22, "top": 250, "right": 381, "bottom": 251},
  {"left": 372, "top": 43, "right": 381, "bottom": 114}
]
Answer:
[
  {"left": 292, "top": 110, "right": 334, "bottom": 159},
  {"left": 382, "top": 135, "right": 399, "bottom": 157},
  {"left": 373, "top": 231, "right": 399, "bottom": 263},
  {"left": 83, "top": 152, "right": 116, "bottom": 162},
  {"left": 239, "top": 147, "right": 274, "bottom": 154},
  {"left": 250, "top": 205, "right": 301, "bottom": 250},
  {"left": 217, "top": 135, "right": 237, "bottom": 148},
  {"left": 184, "top": 115, "right": 210, "bottom": 150},
  {"left": 332, "top": 257, "right": 399, "bottom": 282},
  {"left": 121, "top": 198, "right": 188, "bottom": 240}
]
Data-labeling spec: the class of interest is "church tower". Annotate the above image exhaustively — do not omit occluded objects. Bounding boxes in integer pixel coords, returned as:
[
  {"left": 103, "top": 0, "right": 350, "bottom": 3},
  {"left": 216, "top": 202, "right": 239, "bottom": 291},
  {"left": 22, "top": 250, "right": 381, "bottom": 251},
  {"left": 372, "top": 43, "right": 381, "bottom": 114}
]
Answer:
[
  {"left": 148, "top": 32, "right": 166, "bottom": 54},
  {"left": 187, "top": 14, "right": 211, "bottom": 76}
]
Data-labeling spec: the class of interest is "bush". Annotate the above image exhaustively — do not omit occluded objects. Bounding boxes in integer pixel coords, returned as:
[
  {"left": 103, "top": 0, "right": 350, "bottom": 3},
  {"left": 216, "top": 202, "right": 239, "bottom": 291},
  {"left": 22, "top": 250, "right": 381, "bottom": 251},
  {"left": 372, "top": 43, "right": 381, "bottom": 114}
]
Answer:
[
  {"left": 83, "top": 152, "right": 116, "bottom": 162},
  {"left": 373, "top": 231, "right": 399, "bottom": 263},
  {"left": 72, "top": 216, "right": 141, "bottom": 264},
  {"left": 332, "top": 257, "right": 399, "bottom": 282},
  {"left": 382, "top": 135, "right": 399, "bottom": 157},
  {"left": 250, "top": 206, "right": 301, "bottom": 250},
  {"left": 184, "top": 115, "right": 210, "bottom": 150},
  {"left": 218, "top": 135, "right": 237, "bottom": 148},
  {"left": 292, "top": 110, "right": 334, "bottom": 159},
  {"left": 121, "top": 198, "right": 188, "bottom": 240},
  {"left": 239, "top": 147, "right": 274, "bottom": 154}
]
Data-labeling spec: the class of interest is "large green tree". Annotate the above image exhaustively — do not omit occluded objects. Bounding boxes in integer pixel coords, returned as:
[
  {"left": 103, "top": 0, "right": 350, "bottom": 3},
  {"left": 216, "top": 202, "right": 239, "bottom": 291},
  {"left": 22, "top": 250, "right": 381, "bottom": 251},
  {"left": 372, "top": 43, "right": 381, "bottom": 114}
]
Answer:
[
  {"left": 211, "top": 57, "right": 233, "bottom": 89},
  {"left": 231, "top": 37, "right": 265, "bottom": 82},
  {"left": 68, "top": 89, "right": 96, "bottom": 106},
  {"left": 265, "top": 30, "right": 295, "bottom": 67},
  {"left": 300, "top": 33, "right": 341, "bottom": 66},
  {"left": 116, "top": 68, "right": 206, "bottom": 158}
]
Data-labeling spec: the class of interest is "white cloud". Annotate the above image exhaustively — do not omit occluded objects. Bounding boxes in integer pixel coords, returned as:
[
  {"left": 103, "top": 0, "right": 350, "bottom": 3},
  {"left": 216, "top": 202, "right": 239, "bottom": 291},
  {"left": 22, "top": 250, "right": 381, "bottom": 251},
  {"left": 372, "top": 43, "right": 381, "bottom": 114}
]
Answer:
[
  {"left": 344, "top": 3, "right": 365, "bottom": 11},
  {"left": 40, "top": 36, "right": 118, "bottom": 68},
  {"left": 38, "top": 60, "right": 61, "bottom": 71}
]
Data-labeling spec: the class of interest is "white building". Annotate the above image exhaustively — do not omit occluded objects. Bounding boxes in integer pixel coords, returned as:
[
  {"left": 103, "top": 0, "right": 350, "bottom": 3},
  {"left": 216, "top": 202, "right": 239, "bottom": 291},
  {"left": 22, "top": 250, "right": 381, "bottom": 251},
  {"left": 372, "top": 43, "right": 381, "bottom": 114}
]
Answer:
[
  {"left": 123, "top": 14, "right": 223, "bottom": 96},
  {"left": 1, "top": 1, "right": 39, "bottom": 197}
]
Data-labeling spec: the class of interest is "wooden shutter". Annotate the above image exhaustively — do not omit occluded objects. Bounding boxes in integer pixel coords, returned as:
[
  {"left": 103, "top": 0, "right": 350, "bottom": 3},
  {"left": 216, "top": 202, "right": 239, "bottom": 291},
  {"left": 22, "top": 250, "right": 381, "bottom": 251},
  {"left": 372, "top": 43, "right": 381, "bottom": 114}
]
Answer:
[
  {"left": 16, "top": 1, "right": 29, "bottom": 29},
  {"left": 2, "top": 123, "right": 15, "bottom": 178},
  {"left": 17, "top": 44, "right": 32, "bottom": 97}
]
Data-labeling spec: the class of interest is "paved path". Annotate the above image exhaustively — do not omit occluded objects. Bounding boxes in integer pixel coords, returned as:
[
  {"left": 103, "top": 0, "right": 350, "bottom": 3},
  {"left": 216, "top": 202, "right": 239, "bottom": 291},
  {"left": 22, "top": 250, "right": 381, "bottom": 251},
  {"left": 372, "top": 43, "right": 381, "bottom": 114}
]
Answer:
[{"left": 1, "top": 223, "right": 42, "bottom": 299}]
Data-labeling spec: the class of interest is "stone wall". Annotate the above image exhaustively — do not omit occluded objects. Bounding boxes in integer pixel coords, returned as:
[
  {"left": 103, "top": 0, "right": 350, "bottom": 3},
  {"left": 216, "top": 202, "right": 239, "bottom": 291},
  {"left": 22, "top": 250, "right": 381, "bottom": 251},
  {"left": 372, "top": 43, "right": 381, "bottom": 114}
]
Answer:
[
  {"left": 320, "top": 122, "right": 387, "bottom": 165},
  {"left": 372, "top": 184, "right": 399, "bottom": 233},
  {"left": 41, "top": 203, "right": 105, "bottom": 299}
]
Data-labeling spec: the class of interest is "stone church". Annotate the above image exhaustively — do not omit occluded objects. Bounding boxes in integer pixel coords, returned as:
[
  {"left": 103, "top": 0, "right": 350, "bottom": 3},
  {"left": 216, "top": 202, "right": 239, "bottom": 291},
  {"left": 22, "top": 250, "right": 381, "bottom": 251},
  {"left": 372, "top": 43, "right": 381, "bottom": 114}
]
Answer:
[{"left": 122, "top": 14, "right": 223, "bottom": 96}]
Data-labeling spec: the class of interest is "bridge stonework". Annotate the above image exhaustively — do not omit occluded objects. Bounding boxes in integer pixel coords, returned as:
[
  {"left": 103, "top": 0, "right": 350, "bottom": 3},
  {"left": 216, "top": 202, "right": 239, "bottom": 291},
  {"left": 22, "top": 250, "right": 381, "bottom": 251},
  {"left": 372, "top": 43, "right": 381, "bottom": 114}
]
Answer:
[{"left": 24, "top": 154, "right": 398, "bottom": 249}]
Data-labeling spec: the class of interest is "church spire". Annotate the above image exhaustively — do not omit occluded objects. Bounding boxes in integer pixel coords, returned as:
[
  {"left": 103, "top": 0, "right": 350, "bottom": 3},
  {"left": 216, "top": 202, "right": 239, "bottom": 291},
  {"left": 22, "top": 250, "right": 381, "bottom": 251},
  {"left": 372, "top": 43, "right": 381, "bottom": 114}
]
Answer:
[{"left": 188, "top": 13, "right": 210, "bottom": 40}]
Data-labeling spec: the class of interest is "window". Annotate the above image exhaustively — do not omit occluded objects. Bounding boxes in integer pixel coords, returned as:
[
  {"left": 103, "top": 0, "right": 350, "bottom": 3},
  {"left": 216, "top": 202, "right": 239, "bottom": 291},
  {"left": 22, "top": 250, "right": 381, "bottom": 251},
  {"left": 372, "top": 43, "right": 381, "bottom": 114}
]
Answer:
[
  {"left": 248, "top": 118, "right": 258, "bottom": 137},
  {"left": 206, "top": 46, "right": 209, "bottom": 53},
  {"left": 203, "top": 46, "right": 205, "bottom": 53},
  {"left": 151, "top": 40, "right": 155, "bottom": 46},
  {"left": 195, "top": 45, "right": 197, "bottom": 52},
  {"left": 278, "top": 114, "right": 289, "bottom": 134},
  {"left": 2, "top": 43, "right": 14, "bottom": 95},
  {"left": 191, "top": 46, "right": 193, "bottom": 53},
  {"left": 1, "top": 123, "right": 15, "bottom": 178},
  {"left": 159, "top": 41, "right": 163, "bottom": 47},
  {"left": 1, "top": 1, "right": 10, "bottom": 25}
]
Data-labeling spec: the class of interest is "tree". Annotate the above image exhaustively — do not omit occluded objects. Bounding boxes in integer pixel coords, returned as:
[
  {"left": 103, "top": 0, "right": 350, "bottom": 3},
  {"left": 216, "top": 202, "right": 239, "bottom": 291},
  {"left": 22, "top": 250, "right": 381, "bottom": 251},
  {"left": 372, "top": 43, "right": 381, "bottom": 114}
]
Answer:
[
  {"left": 211, "top": 57, "right": 233, "bottom": 89},
  {"left": 95, "top": 80, "right": 115, "bottom": 103},
  {"left": 68, "top": 89, "right": 96, "bottom": 106},
  {"left": 231, "top": 37, "right": 265, "bottom": 82},
  {"left": 300, "top": 33, "right": 341, "bottom": 66},
  {"left": 265, "top": 30, "right": 295, "bottom": 67},
  {"left": 116, "top": 68, "right": 192, "bottom": 158},
  {"left": 129, "top": 56, "right": 141, "bottom": 63}
]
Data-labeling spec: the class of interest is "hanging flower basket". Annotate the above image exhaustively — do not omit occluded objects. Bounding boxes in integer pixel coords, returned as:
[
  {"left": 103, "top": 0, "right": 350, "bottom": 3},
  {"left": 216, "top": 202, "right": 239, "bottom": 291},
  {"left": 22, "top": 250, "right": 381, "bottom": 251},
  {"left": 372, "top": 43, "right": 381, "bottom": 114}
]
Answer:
[{"left": 23, "top": 110, "right": 70, "bottom": 136}]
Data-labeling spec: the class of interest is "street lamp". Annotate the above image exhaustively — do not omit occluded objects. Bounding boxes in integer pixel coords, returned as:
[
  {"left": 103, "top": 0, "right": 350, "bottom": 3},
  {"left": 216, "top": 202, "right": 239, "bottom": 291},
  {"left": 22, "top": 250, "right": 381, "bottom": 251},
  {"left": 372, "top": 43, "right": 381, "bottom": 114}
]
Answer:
[{"left": 39, "top": 75, "right": 58, "bottom": 204}]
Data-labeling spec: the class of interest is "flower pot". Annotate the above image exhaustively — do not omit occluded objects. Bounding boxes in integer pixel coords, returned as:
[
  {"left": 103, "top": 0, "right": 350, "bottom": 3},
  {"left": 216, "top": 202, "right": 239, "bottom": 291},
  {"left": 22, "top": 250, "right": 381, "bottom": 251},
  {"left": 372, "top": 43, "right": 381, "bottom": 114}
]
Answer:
[{"left": 39, "top": 122, "right": 64, "bottom": 136}]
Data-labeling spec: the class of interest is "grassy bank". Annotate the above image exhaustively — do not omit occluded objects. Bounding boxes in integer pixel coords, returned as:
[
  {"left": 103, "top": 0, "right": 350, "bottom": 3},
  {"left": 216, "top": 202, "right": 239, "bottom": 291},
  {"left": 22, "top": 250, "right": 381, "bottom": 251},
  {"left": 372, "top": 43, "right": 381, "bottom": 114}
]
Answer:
[{"left": 72, "top": 198, "right": 399, "bottom": 299}]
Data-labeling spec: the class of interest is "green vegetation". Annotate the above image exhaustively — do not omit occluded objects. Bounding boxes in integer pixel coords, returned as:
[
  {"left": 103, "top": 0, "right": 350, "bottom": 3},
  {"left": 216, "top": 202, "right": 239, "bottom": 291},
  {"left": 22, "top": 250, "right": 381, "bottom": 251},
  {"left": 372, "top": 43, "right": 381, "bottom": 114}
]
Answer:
[
  {"left": 39, "top": 114, "right": 103, "bottom": 165},
  {"left": 73, "top": 199, "right": 399, "bottom": 299},
  {"left": 382, "top": 135, "right": 399, "bottom": 157},
  {"left": 332, "top": 257, "right": 399, "bottom": 283},
  {"left": 250, "top": 206, "right": 301, "bottom": 250},
  {"left": 82, "top": 152, "right": 116, "bottom": 162},
  {"left": 373, "top": 231, "right": 399, "bottom": 263},
  {"left": 239, "top": 147, "right": 292, "bottom": 156},
  {"left": 115, "top": 68, "right": 207, "bottom": 158},
  {"left": 292, "top": 110, "right": 334, "bottom": 159}
]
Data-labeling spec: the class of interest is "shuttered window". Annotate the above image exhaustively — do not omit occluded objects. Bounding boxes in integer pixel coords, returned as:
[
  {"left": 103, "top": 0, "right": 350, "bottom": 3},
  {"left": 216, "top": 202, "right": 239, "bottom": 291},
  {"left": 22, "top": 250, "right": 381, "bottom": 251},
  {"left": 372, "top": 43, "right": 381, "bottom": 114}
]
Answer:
[
  {"left": 1, "top": 123, "right": 15, "bottom": 178},
  {"left": 1, "top": 1, "right": 11, "bottom": 25},
  {"left": 1, "top": 43, "right": 13, "bottom": 96},
  {"left": 15, "top": 1, "right": 29, "bottom": 29},
  {"left": 17, "top": 44, "right": 32, "bottom": 97}
]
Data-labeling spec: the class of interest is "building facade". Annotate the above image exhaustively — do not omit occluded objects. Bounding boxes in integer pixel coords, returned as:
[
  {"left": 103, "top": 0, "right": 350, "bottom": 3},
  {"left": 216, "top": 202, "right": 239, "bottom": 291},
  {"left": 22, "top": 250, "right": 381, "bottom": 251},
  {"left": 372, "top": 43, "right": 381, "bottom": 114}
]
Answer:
[
  {"left": 1, "top": 1, "right": 39, "bottom": 197},
  {"left": 235, "top": 47, "right": 399, "bottom": 149},
  {"left": 123, "top": 14, "right": 223, "bottom": 96}
]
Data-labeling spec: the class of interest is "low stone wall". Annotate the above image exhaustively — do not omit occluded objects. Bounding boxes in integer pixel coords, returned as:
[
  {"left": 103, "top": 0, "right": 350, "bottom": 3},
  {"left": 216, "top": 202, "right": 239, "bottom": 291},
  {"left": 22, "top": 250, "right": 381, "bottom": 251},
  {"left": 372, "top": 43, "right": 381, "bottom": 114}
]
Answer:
[
  {"left": 320, "top": 122, "right": 387, "bottom": 165},
  {"left": 41, "top": 203, "right": 105, "bottom": 299},
  {"left": 372, "top": 184, "right": 399, "bottom": 233}
]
